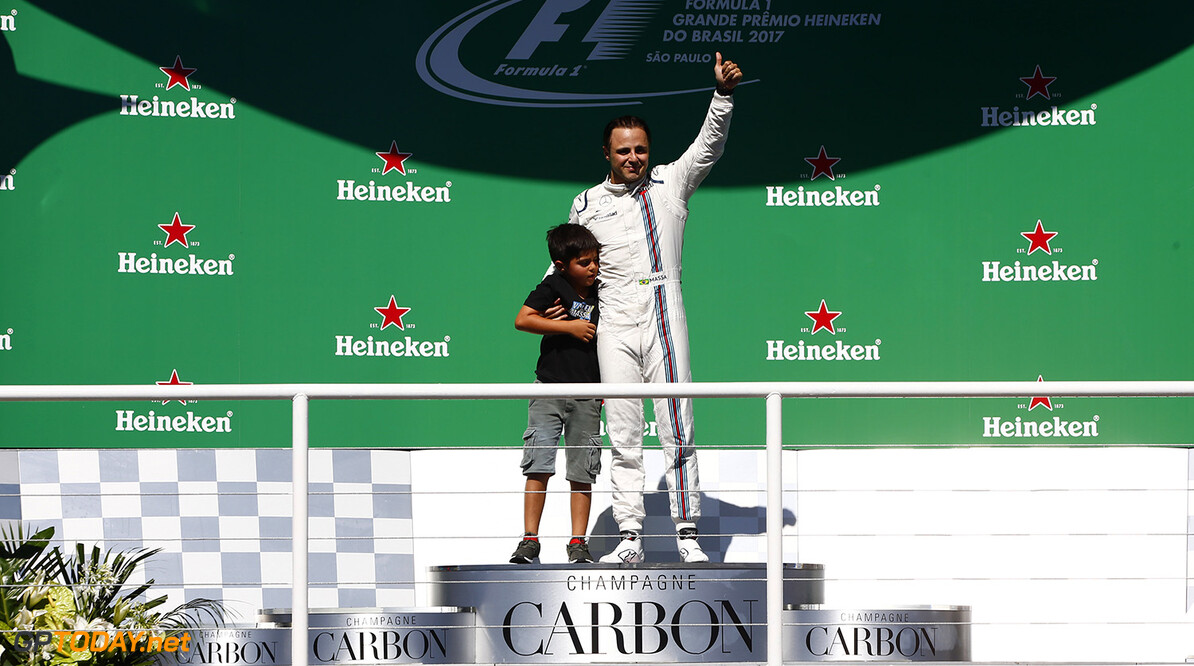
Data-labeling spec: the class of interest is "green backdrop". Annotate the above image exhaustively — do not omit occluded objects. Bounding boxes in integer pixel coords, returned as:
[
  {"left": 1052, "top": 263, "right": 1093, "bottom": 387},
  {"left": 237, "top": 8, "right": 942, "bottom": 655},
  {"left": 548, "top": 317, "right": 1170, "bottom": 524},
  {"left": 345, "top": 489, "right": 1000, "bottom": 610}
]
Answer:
[{"left": 2, "top": 1, "right": 1192, "bottom": 448}]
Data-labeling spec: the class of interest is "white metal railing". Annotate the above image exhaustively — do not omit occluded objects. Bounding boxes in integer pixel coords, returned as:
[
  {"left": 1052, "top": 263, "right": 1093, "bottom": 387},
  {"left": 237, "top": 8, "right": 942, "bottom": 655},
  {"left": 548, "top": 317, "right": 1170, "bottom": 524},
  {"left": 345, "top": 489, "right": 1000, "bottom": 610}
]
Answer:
[{"left": 2, "top": 379, "right": 1193, "bottom": 666}]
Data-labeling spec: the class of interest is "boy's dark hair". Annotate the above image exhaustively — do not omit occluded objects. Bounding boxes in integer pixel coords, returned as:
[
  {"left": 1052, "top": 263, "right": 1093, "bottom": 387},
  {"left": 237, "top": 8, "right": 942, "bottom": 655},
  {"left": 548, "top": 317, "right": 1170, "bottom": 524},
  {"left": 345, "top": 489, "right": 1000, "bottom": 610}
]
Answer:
[
  {"left": 603, "top": 115, "right": 651, "bottom": 149},
  {"left": 547, "top": 223, "right": 600, "bottom": 265}
]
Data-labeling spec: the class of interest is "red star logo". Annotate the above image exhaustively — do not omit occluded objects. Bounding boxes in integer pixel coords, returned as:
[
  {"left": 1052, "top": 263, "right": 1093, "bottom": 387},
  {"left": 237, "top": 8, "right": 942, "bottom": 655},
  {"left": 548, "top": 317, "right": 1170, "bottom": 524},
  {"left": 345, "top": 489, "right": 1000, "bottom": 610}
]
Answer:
[
  {"left": 376, "top": 141, "right": 413, "bottom": 176},
  {"left": 160, "top": 56, "right": 197, "bottom": 91},
  {"left": 805, "top": 299, "right": 842, "bottom": 335},
  {"left": 375, "top": 296, "right": 412, "bottom": 330},
  {"left": 158, "top": 213, "right": 195, "bottom": 248},
  {"left": 156, "top": 369, "right": 193, "bottom": 406},
  {"left": 1028, "top": 375, "right": 1053, "bottom": 411},
  {"left": 804, "top": 146, "right": 841, "bottom": 181},
  {"left": 1021, "top": 220, "right": 1058, "bottom": 255},
  {"left": 1019, "top": 65, "right": 1056, "bottom": 101}
]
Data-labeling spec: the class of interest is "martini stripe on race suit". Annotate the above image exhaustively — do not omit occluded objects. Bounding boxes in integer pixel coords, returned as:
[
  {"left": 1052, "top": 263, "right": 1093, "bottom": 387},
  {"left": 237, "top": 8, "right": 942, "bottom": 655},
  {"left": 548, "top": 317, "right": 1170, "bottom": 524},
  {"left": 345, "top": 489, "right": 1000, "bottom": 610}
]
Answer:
[{"left": 638, "top": 189, "right": 692, "bottom": 520}]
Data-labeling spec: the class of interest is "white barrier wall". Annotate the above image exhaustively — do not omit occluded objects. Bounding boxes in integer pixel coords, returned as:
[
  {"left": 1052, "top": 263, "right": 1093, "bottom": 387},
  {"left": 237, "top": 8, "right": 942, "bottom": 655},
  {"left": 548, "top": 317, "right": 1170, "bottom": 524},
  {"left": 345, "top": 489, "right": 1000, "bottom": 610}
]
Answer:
[{"left": 411, "top": 447, "right": 1194, "bottom": 662}]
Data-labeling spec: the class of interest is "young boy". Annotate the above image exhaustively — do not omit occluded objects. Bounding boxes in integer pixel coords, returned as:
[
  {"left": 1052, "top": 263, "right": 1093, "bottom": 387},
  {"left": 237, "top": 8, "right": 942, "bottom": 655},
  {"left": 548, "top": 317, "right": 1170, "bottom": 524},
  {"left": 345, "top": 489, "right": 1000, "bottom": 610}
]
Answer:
[{"left": 510, "top": 223, "right": 603, "bottom": 564}]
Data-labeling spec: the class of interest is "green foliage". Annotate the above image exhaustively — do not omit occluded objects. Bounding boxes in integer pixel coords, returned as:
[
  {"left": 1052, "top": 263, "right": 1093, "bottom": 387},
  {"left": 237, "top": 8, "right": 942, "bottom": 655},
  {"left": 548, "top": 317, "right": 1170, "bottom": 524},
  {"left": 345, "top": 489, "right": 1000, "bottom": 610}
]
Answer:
[{"left": 0, "top": 525, "right": 227, "bottom": 666}]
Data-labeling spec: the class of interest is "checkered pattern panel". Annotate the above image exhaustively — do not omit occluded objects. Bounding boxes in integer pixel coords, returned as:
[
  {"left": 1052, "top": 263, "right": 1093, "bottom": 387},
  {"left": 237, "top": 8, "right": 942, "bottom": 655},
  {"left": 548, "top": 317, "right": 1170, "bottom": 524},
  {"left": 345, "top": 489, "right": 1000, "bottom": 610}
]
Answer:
[
  {"left": 0, "top": 450, "right": 19, "bottom": 521},
  {"left": 14, "top": 449, "right": 414, "bottom": 620}
]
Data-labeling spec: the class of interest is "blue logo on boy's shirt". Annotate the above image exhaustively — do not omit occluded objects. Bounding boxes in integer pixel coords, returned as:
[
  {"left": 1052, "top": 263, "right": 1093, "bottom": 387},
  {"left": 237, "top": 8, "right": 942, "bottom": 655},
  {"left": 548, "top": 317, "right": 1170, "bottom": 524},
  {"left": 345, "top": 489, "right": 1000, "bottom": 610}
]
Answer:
[{"left": 569, "top": 301, "right": 594, "bottom": 321}]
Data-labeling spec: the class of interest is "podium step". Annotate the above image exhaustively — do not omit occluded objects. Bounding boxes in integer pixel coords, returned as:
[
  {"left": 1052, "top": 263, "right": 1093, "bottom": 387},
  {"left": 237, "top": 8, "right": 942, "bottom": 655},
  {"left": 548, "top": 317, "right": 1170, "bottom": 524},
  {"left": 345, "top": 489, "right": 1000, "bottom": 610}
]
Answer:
[
  {"left": 188, "top": 573, "right": 972, "bottom": 664},
  {"left": 783, "top": 606, "right": 971, "bottom": 661},
  {"left": 240, "top": 608, "right": 475, "bottom": 663},
  {"left": 428, "top": 562, "right": 823, "bottom": 663}
]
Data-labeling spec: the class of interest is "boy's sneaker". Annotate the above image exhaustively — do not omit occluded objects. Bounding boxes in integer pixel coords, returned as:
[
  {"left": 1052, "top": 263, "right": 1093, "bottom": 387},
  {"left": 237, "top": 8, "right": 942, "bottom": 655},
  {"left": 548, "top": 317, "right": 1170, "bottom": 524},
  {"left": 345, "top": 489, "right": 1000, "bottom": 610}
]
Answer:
[
  {"left": 567, "top": 538, "right": 594, "bottom": 564},
  {"left": 677, "top": 528, "right": 709, "bottom": 563},
  {"left": 509, "top": 535, "right": 541, "bottom": 564},
  {"left": 598, "top": 531, "right": 644, "bottom": 563}
]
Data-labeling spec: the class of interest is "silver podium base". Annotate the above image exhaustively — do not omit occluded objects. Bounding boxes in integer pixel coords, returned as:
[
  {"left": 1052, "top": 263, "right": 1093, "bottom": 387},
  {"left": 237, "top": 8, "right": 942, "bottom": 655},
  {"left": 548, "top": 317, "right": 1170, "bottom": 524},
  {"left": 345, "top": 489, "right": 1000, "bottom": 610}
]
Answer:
[
  {"left": 429, "top": 563, "right": 824, "bottom": 663},
  {"left": 174, "top": 608, "right": 476, "bottom": 664},
  {"left": 783, "top": 606, "right": 971, "bottom": 661}
]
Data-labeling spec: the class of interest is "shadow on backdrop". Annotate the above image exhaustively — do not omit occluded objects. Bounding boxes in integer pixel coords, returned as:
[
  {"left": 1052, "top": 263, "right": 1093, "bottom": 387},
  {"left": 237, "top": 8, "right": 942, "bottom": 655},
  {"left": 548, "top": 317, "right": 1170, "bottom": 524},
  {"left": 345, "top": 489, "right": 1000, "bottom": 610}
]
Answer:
[
  {"left": 590, "top": 475, "right": 797, "bottom": 563},
  {"left": 13, "top": 1, "right": 1194, "bottom": 182}
]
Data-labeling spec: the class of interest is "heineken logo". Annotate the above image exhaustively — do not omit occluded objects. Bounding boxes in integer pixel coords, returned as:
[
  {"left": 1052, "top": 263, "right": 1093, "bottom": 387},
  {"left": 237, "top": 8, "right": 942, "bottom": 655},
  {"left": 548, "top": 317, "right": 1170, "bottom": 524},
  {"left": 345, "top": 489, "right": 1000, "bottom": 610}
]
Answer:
[
  {"left": 335, "top": 143, "right": 454, "bottom": 203},
  {"left": 1020, "top": 64, "right": 1057, "bottom": 101},
  {"left": 156, "top": 369, "right": 193, "bottom": 406},
  {"left": 377, "top": 141, "right": 414, "bottom": 176},
  {"left": 599, "top": 419, "right": 658, "bottom": 439},
  {"left": 766, "top": 146, "right": 881, "bottom": 207},
  {"left": 981, "top": 65, "right": 1096, "bottom": 127},
  {"left": 160, "top": 55, "right": 197, "bottom": 91},
  {"left": 118, "top": 217, "right": 235, "bottom": 276},
  {"left": 982, "top": 415, "right": 1099, "bottom": 439},
  {"left": 159, "top": 213, "right": 195, "bottom": 248},
  {"left": 766, "top": 300, "right": 881, "bottom": 362},
  {"left": 115, "top": 409, "right": 233, "bottom": 434},
  {"left": 1028, "top": 375, "right": 1053, "bottom": 412},
  {"left": 804, "top": 146, "right": 841, "bottom": 181},
  {"left": 113, "top": 369, "right": 234, "bottom": 434},
  {"left": 334, "top": 297, "right": 451, "bottom": 358},
  {"left": 375, "top": 296, "right": 413, "bottom": 331},
  {"left": 981, "top": 219, "right": 1097, "bottom": 283},
  {"left": 118, "top": 55, "right": 237, "bottom": 119},
  {"left": 805, "top": 299, "right": 841, "bottom": 335},
  {"left": 1021, "top": 219, "right": 1058, "bottom": 255},
  {"left": 981, "top": 375, "right": 1099, "bottom": 439}
]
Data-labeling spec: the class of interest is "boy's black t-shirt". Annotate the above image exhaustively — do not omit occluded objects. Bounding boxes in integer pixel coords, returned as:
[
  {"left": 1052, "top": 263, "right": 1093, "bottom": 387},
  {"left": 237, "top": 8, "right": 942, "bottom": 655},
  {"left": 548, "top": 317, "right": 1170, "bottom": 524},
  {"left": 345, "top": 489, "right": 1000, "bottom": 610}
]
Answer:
[{"left": 524, "top": 272, "right": 600, "bottom": 384}]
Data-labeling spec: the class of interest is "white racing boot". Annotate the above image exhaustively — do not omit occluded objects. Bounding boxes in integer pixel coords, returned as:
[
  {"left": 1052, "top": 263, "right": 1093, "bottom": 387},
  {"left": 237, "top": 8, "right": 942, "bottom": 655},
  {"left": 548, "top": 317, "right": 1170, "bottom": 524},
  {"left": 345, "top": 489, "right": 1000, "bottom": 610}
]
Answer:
[
  {"left": 677, "top": 528, "right": 709, "bottom": 563},
  {"left": 599, "top": 531, "right": 644, "bottom": 563}
]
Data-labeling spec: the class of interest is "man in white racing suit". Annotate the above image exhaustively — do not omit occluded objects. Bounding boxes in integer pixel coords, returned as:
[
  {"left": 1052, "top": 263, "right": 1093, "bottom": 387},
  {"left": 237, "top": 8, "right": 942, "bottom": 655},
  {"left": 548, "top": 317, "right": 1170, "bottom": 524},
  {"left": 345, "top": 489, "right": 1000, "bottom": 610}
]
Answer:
[{"left": 569, "top": 53, "right": 743, "bottom": 563}]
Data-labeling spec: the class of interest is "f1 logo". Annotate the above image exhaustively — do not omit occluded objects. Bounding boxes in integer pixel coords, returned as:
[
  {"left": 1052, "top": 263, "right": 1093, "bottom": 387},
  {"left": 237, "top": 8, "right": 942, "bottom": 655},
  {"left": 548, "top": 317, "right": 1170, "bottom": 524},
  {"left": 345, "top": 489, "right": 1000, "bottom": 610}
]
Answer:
[
  {"left": 507, "top": 0, "right": 589, "bottom": 59},
  {"left": 506, "top": 0, "right": 659, "bottom": 61}
]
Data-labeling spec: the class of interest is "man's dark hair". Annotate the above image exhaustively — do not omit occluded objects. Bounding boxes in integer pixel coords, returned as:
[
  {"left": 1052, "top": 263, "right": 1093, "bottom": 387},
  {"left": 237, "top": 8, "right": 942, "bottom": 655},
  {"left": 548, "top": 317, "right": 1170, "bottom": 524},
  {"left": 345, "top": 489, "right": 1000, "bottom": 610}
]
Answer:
[
  {"left": 603, "top": 116, "right": 651, "bottom": 149},
  {"left": 547, "top": 223, "right": 600, "bottom": 265}
]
